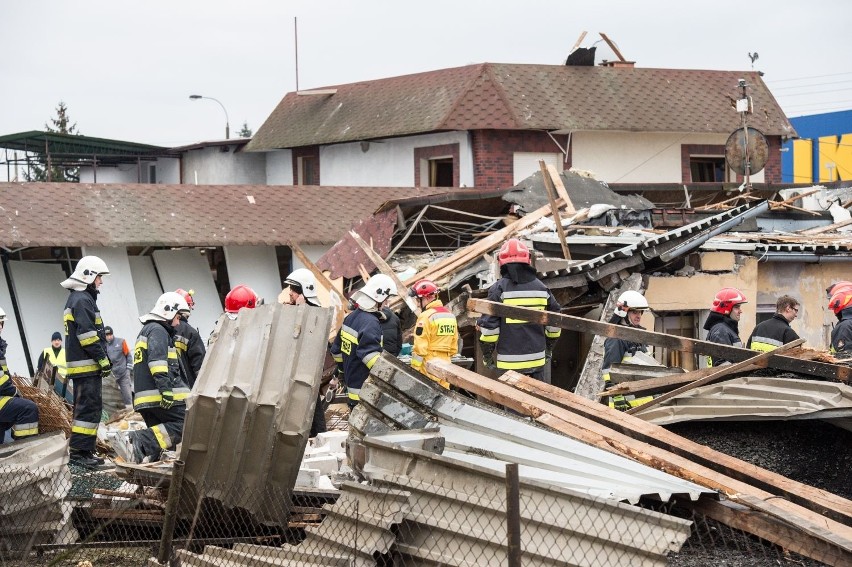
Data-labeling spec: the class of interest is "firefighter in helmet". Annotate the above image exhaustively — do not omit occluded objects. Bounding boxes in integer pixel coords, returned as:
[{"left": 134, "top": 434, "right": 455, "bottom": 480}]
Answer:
[
  {"left": 173, "top": 288, "right": 206, "bottom": 388},
  {"left": 703, "top": 287, "right": 747, "bottom": 366},
  {"left": 409, "top": 279, "right": 458, "bottom": 388},
  {"left": 829, "top": 287, "right": 852, "bottom": 356},
  {"left": 602, "top": 290, "right": 654, "bottom": 411}
]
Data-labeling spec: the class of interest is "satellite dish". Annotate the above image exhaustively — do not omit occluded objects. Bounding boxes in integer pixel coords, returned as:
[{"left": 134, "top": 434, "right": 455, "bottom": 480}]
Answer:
[{"left": 725, "top": 127, "right": 769, "bottom": 176}]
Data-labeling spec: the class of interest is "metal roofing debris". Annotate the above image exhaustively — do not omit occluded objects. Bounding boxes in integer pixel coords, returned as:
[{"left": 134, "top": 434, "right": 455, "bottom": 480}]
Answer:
[
  {"left": 0, "top": 431, "right": 75, "bottom": 549},
  {"left": 506, "top": 170, "right": 655, "bottom": 213},
  {"left": 350, "top": 355, "right": 715, "bottom": 505},
  {"left": 635, "top": 376, "right": 852, "bottom": 429},
  {"left": 179, "top": 303, "right": 333, "bottom": 525}
]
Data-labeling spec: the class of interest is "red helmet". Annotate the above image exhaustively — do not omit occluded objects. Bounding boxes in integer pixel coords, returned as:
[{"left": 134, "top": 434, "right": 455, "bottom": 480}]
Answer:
[
  {"left": 225, "top": 285, "right": 258, "bottom": 313},
  {"left": 498, "top": 238, "right": 530, "bottom": 266},
  {"left": 827, "top": 281, "right": 852, "bottom": 300},
  {"left": 711, "top": 287, "right": 747, "bottom": 315},
  {"left": 175, "top": 288, "right": 195, "bottom": 310},
  {"left": 829, "top": 288, "right": 852, "bottom": 315},
  {"left": 410, "top": 279, "right": 439, "bottom": 298}
]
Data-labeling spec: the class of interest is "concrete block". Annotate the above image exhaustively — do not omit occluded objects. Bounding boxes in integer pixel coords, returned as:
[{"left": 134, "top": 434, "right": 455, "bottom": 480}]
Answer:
[
  {"left": 303, "top": 444, "right": 331, "bottom": 458},
  {"left": 295, "top": 468, "right": 320, "bottom": 488},
  {"left": 303, "top": 455, "right": 340, "bottom": 476},
  {"left": 315, "top": 431, "right": 348, "bottom": 453},
  {"left": 699, "top": 251, "right": 735, "bottom": 272}
]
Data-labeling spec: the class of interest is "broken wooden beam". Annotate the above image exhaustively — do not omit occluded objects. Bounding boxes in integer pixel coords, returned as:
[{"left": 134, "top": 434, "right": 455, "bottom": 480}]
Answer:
[
  {"left": 539, "top": 160, "right": 571, "bottom": 261},
  {"left": 350, "top": 229, "right": 419, "bottom": 314},
  {"left": 467, "top": 298, "right": 851, "bottom": 382},
  {"left": 625, "top": 339, "right": 805, "bottom": 415}
]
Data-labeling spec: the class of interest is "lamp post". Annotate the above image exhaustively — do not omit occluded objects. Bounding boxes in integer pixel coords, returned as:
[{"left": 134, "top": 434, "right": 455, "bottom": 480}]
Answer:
[{"left": 189, "top": 94, "right": 230, "bottom": 139}]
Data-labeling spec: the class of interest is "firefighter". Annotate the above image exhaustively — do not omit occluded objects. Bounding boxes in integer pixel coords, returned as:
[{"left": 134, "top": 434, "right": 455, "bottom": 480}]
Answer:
[
  {"left": 409, "top": 279, "right": 458, "bottom": 389},
  {"left": 478, "top": 238, "right": 561, "bottom": 383},
  {"left": 37, "top": 331, "right": 70, "bottom": 403},
  {"left": 173, "top": 288, "right": 206, "bottom": 388},
  {"left": 61, "top": 255, "right": 111, "bottom": 468},
  {"left": 283, "top": 269, "right": 330, "bottom": 436},
  {"left": 829, "top": 288, "right": 852, "bottom": 356},
  {"left": 224, "top": 284, "right": 259, "bottom": 319},
  {"left": 601, "top": 290, "right": 655, "bottom": 411},
  {"left": 330, "top": 274, "right": 397, "bottom": 407},
  {"left": 703, "top": 287, "right": 747, "bottom": 367},
  {"left": 118, "top": 292, "right": 192, "bottom": 463},
  {"left": 746, "top": 295, "right": 801, "bottom": 352},
  {"left": 0, "top": 307, "right": 39, "bottom": 443}
]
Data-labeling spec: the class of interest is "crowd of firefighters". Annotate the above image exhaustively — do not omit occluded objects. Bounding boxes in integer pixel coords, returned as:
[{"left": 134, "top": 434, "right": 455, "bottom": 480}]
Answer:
[{"left": 0, "top": 238, "right": 848, "bottom": 466}]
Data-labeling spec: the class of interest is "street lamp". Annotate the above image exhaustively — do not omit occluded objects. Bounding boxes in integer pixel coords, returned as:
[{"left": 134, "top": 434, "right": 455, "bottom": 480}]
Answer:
[{"left": 189, "top": 94, "right": 230, "bottom": 139}]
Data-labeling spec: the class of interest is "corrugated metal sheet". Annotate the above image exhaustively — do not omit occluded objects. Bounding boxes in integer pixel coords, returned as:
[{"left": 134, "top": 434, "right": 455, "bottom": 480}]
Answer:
[
  {"left": 176, "top": 481, "right": 409, "bottom": 567},
  {"left": 350, "top": 355, "right": 714, "bottom": 505},
  {"left": 636, "top": 376, "right": 852, "bottom": 429},
  {"left": 178, "top": 303, "right": 333, "bottom": 525},
  {"left": 360, "top": 434, "right": 692, "bottom": 567}
]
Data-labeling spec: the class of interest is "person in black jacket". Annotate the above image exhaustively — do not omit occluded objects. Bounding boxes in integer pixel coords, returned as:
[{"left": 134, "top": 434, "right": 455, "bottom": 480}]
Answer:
[
  {"left": 602, "top": 290, "right": 654, "bottom": 411},
  {"left": 478, "top": 238, "right": 561, "bottom": 383},
  {"left": 703, "top": 287, "right": 747, "bottom": 366},
  {"left": 380, "top": 307, "right": 402, "bottom": 357},
  {"left": 115, "top": 292, "right": 191, "bottom": 464},
  {"left": 0, "top": 307, "right": 39, "bottom": 443},
  {"left": 173, "top": 288, "right": 206, "bottom": 388},
  {"left": 61, "top": 256, "right": 111, "bottom": 468},
  {"left": 747, "top": 295, "right": 801, "bottom": 352},
  {"left": 829, "top": 288, "right": 852, "bottom": 356}
]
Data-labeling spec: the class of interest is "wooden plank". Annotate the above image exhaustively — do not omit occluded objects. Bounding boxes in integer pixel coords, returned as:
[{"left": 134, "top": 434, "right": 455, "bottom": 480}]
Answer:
[
  {"left": 545, "top": 163, "right": 576, "bottom": 214},
  {"left": 801, "top": 217, "right": 852, "bottom": 235},
  {"left": 539, "top": 160, "right": 571, "bottom": 260},
  {"left": 290, "top": 242, "right": 347, "bottom": 337},
  {"left": 599, "top": 32, "right": 627, "bottom": 62},
  {"left": 424, "top": 358, "right": 852, "bottom": 555},
  {"left": 350, "top": 230, "right": 419, "bottom": 315},
  {"left": 468, "top": 297, "right": 852, "bottom": 382},
  {"left": 567, "top": 31, "right": 588, "bottom": 56},
  {"left": 692, "top": 497, "right": 851, "bottom": 567},
  {"left": 490, "top": 369, "right": 852, "bottom": 530},
  {"left": 626, "top": 339, "right": 805, "bottom": 415}
]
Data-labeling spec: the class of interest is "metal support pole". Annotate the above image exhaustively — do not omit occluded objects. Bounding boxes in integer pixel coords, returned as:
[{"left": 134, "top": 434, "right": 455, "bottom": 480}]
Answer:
[
  {"left": 158, "top": 459, "right": 186, "bottom": 565},
  {"left": 505, "top": 463, "right": 522, "bottom": 567}
]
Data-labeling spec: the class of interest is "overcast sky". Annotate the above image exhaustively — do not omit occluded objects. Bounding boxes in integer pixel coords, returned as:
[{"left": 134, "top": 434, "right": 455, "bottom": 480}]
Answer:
[{"left": 1, "top": 0, "right": 850, "bottom": 150}]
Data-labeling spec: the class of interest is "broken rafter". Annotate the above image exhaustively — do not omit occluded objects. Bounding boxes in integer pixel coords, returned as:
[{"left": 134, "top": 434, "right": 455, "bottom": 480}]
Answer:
[
  {"left": 467, "top": 298, "right": 851, "bottom": 382},
  {"left": 625, "top": 339, "right": 805, "bottom": 415},
  {"left": 350, "top": 229, "right": 419, "bottom": 315},
  {"left": 539, "top": 160, "right": 571, "bottom": 260}
]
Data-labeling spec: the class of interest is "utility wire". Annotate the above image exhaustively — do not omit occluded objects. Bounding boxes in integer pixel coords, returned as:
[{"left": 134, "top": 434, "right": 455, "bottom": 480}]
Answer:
[{"left": 767, "top": 71, "right": 852, "bottom": 83}]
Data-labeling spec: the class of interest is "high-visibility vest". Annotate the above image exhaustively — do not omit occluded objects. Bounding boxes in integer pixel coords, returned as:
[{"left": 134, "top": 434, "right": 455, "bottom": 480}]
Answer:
[{"left": 42, "top": 347, "right": 67, "bottom": 378}]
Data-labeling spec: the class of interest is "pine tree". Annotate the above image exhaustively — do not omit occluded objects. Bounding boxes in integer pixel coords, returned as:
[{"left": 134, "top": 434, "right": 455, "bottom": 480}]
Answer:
[
  {"left": 237, "top": 121, "right": 253, "bottom": 138},
  {"left": 26, "top": 102, "right": 81, "bottom": 182}
]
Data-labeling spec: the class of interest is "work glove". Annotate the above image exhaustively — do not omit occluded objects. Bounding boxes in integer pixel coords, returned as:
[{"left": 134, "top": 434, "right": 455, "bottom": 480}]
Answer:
[
  {"left": 97, "top": 358, "right": 112, "bottom": 379},
  {"left": 610, "top": 394, "right": 631, "bottom": 412},
  {"left": 160, "top": 390, "right": 175, "bottom": 409}
]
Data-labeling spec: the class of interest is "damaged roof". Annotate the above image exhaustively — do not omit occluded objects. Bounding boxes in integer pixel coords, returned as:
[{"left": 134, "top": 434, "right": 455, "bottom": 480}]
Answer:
[
  {"left": 0, "top": 182, "right": 461, "bottom": 248},
  {"left": 506, "top": 169, "right": 655, "bottom": 212},
  {"left": 248, "top": 63, "right": 794, "bottom": 151}
]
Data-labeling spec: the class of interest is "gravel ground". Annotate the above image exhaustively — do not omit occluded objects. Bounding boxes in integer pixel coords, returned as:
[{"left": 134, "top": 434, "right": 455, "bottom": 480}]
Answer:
[{"left": 663, "top": 418, "right": 852, "bottom": 566}]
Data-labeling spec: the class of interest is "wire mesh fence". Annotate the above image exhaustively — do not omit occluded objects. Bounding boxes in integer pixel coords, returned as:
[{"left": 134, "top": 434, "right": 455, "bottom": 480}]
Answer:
[{"left": 0, "top": 461, "right": 832, "bottom": 567}]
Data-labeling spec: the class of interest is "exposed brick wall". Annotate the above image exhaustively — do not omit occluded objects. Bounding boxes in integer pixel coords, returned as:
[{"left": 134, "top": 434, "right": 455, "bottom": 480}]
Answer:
[
  {"left": 413, "top": 143, "right": 460, "bottom": 187},
  {"left": 471, "top": 130, "right": 570, "bottom": 190},
  {"left": 292, "top": 146, "right": 320, "bottom": 185},
  {"left": 764, "top": 136, "right": 781, "bottom": 182}
]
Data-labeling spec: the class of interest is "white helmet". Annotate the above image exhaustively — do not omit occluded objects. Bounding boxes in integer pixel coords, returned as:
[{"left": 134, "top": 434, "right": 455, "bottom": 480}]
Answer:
[
  {"left": 284, "top": 269, "right": 320, "bottom": 304},
  {"left": 61, "top": 256, "right": 109, "bottom": 290},
  {"left": 614, "top": 290, "right": 649, "bottom": 317},
  {"left": 0, "top": 307, "right": 6, "bottom": 323},
  {"left": 140, "top": 292, "right": 191, "bottom": 323},
  {"left": 353, "top": 274, "right": 397, "bottom": 312}
]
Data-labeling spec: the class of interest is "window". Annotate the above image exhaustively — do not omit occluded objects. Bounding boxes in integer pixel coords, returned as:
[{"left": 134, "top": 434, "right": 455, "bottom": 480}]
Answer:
[
  {"left": 690, "top": 157, "right": 726, "bottom": 182},
  {"left": 428, "top": 158, "right": 454, "bottom": 187},
  {"left": 414, "top": 144, "right": 460, "bottom": 187},
  {"left": 147, "top": 163, "right": 157, "bottom": 184},
  {"left": 298, "top": 156, "right": 317, "bottom": 185}
]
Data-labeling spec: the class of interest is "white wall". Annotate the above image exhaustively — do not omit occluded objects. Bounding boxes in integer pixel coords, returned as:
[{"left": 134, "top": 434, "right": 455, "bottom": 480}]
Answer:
[
  {"left": 224, "top": 246, "right": 282, "bottom": 306},
  {"left": 79, "top": 157, "right": 180, "bottom": 184},
  {"left": 181, "top": 146, "right": 266, "bottom": 185},
  {"left": 291, "top": 245, "right": 329, "bottom": 272},
  {"left": 265, "top": 150, "right": 294, "bottom": 185},
  {"left": 572, "top": 132, "right": 731, "bottom": 183},
  {"left": 84, "top": 246, "right": 144, "bottom": 344},
  {"left": 320, "top": 131, "right": 473, "bottom": 187}
]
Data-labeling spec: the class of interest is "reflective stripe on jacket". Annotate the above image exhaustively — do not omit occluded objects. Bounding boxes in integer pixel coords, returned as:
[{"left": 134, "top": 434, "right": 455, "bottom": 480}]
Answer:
[
  {"left": 746, "top": 314, "right": 799, "bottom": 353},
  {"left": 704, "top": 314, "right": 742, "bottom": 367},
  {"left": 330, "top": 309, "right": 383, "bottom": 398},
  {"left": 411, "top": 300, "right": 458, "bottom": 388},
  {"left": 831, "top": 309, "right": 852, "bottom": 355},
  {"left": 478, "top": 277, "right": 561, "bottom": 372},
  {"left": 133, "top": 321, "right": 189, "bottom": 410},
  {"left": 63, "top": 289, "right": 108, "bottom": 380},
  {"left": 0, "top": 337, "right": 14, "bottom": 398}
]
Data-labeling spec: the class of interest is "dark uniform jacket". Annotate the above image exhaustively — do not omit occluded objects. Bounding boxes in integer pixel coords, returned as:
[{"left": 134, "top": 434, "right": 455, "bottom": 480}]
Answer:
[
  {"left": 747, "top": 314, "right": 799, "bottom": 352},
  {"left": 133, "top": 320, "right": 189, "bottom": 410},
  {"left": 703, "top": 312, "right": 742, "bottom": 366},
  {"left": 330, "top": 309, "right": 383, "bottom": 402},
  {"left": 175, "top": 318, "right": 206, "bottom": 387},
  {"left": 831, "top": 308, "right": 852, "bottom": 355},
  {"left": 379, "top": 308, "right": 402, "bottom": 357},
  {"left": 601, "top": 323, "right": 648, "bottom": 383},
  {"left": 0, "top": 337, "right": 15, "bottom": 398},
  {"left": 478, "top": 275, "right": 561, "bottom": 372},
  {"left": 63, "top": 288, "right": 108, "bottom": 380}
]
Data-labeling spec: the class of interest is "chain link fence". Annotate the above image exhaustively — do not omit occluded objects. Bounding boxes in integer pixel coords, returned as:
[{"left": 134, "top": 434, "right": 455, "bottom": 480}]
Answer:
[{"left": 0, "top": 460, "right": 831, "bottom": 567}]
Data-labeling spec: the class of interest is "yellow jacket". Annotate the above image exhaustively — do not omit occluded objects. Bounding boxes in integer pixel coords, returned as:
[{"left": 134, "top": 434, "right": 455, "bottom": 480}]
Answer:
[{"left": 411, "top": 299, "right": 458, "bottom": 388}]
